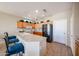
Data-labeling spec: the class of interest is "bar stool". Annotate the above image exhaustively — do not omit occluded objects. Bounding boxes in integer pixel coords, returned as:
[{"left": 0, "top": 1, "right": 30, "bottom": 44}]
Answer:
[{"left": 4, "top": 32, "right": 25, "bottom": 56}]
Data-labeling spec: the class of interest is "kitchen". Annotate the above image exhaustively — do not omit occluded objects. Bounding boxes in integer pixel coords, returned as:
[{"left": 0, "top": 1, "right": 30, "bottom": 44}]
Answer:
[{"left": 0, "top": 2, "right": 76, "bottom": 56}]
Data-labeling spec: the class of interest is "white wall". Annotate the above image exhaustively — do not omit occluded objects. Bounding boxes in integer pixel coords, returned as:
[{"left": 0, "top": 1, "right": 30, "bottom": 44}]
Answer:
[
  {"left": 73, "top": 3, "right": 79, "bottom": 38},
  {"left": 0, "top": 11, "right": 20, "bottom": 34},
  {"left": 52, "top": 11, "right": 72, "bottom": 46},
  {"left": 70, "top": 3, "right": 79, "bottom": 55}
]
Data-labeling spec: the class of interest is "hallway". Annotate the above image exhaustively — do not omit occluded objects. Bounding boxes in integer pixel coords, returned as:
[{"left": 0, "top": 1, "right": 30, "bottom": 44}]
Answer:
[{"left": 45, "top": 42, "right": 73, "bottom": 56}]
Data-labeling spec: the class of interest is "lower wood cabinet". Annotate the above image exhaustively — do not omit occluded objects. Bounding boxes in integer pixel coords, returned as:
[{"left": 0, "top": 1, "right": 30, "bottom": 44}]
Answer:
[{"left": 33, "top": 32, "right": 43, "bottom": 36}]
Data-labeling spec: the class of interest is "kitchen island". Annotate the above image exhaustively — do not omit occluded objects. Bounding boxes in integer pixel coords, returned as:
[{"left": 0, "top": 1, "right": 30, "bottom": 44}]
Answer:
[{"left": 17, "top": 33, "right": 47, "bottom": 56}]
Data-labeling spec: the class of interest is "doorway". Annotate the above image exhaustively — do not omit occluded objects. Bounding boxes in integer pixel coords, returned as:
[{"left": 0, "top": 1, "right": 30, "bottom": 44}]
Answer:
[{"left": 53, "top": 19, "right": 68, "bottom": 45}]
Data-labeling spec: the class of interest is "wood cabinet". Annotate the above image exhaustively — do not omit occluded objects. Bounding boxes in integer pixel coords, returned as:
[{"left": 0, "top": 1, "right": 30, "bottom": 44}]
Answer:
[
  {"left": 35, "top": 24, "right": 42, "bottom": 29},
  {"left": 22, "top": 22, "right": 27, "bottom": 28},
  {"left": 17, "top": 21, "right": 35, "bottom": 29},
  {"left": 32, "top": 24, "right": 35, "bottom": 29},
  {"left": 17, "top": 21, "right": 23, "bottom": 28},
  {"left": 33, "top": 32, "right": 43, "bottom": 36},
  {"left": 75, "top": 40, "right": 79, "bottom": 56}
]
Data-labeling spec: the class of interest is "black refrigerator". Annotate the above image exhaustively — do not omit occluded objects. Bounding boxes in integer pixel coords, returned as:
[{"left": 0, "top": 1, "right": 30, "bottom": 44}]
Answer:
[{"left": 42, "top": 24, "right": 53, "bottom": 43}]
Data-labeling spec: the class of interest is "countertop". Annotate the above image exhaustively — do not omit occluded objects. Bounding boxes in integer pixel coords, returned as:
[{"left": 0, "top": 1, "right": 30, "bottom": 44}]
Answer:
[{"left": 17, "top": 33, "right": 46, "bottom": 42}]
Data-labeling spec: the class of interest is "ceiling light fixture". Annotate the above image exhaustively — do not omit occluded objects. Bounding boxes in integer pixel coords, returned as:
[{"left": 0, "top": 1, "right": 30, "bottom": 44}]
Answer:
[{"left": 35, "top": 10, "right": 39, "bottom": 13}]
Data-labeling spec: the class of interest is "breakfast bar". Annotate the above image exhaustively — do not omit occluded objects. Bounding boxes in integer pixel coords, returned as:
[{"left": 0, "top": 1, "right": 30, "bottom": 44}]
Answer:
[{"left": 17, "top": 33, "right": 47, "bottom": 56}]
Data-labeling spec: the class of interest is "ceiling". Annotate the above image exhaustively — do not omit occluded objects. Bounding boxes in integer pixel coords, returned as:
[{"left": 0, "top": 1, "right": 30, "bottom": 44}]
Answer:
[{"left": 0, "top": 2, "right": 72, "bottom": 21}]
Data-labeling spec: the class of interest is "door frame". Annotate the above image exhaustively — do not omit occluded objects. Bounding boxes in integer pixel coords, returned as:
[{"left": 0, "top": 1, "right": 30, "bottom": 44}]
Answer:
[{"left": 53, "top": 18, "right": 71, "bottom": 47}]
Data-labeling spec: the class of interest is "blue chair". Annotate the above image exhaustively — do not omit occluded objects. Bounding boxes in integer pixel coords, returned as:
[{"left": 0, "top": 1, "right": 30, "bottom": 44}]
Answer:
[
  {"left": 8, "top": 36, "right": 16, "bottom": 39},
  {"left": 4, "top": 32, "right": 25, "bottom": 56},
  {"left": 4, "top": 32, "right": 19, "bottom": 43},
  {"left": 8, "top": 36, "right": 19, "bottom": 43},
  {"left": 7, "top": 43, "right": 24, "bottom": 56}
]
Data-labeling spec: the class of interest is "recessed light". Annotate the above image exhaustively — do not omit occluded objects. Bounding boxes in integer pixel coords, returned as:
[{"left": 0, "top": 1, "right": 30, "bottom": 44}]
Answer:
[{"left": 35, "top": 10, "right": 39, "bottom": 13}]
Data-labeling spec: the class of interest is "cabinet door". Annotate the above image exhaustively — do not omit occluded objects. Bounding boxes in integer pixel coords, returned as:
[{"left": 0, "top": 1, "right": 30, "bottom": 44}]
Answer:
[
  {"left": 32, "top": 24, "right": 35, "bottom": 29},
  {"left": 23, "top": 22, "right": 27, "bottom": 28},
  {"left": 17, "top": 22, "right": 23, "bottom": 28}
]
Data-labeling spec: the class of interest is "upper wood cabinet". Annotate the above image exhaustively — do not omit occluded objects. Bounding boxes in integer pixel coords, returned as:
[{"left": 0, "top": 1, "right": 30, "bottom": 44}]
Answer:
[
  {"left": 35, "top": 24, "right": 42, "bottom": 29},
  {"left": 17, "top": 21, "right": 28, "bottom": 28},
  {"left": 17, "top": 21, "right": 23, "bottom": 28},
  {"left": 32, "top": 24, "right": 35, "bottom": 29},
  {"left": 22, "top": 22, "right": 27, "bottom": 28},
  {"left": 17, "top": 21, "right": 35, "bottom": 29}
]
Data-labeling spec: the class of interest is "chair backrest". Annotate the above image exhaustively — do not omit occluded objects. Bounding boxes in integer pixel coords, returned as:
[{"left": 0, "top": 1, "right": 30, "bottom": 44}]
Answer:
[
  {"left": 8, "top": 36, "right": 16, "bottom": 39},
  {"left": 4, "top": 32, "right": 25, "bottom": 55},
  {"left": 4, "top": 32, "right": 8, "bottom": 37},
  {"left": 4, "top": 32, "right": 9, "bottom": 52}
]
